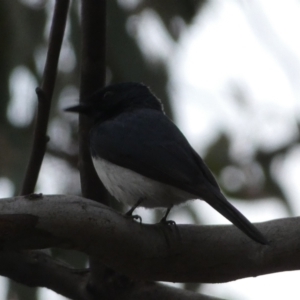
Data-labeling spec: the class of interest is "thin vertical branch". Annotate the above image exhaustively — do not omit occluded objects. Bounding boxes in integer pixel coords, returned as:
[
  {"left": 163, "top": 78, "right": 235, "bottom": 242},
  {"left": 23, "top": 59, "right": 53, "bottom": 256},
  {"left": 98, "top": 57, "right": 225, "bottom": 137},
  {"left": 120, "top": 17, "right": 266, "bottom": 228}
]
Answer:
[
  {"left": 79, "top": 0, "right": 109, "bottom": 204},
  {"left": 21, "top": 0, "right": 70, "bottom": 195},
  {"left": 79, "top": 0, "right": 111, "bottom": 290}
]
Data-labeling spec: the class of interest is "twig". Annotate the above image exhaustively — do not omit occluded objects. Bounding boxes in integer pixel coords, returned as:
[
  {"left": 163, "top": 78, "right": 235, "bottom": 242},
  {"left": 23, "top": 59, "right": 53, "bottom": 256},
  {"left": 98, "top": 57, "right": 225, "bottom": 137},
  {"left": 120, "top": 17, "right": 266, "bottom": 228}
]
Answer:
[{"left": 20, "top": 0, "right": 70, "bottom": 195}]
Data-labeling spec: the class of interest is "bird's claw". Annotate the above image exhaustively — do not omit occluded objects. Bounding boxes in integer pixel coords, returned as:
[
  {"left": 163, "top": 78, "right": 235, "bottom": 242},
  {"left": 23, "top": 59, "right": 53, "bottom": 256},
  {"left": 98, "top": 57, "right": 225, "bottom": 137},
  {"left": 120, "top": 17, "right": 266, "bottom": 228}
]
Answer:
[
  {"left": 160, "top": 217, "right": 176, "bottom": 226},
  {"left": 125, "top": 213, "right": 142, "bottom": 223}
]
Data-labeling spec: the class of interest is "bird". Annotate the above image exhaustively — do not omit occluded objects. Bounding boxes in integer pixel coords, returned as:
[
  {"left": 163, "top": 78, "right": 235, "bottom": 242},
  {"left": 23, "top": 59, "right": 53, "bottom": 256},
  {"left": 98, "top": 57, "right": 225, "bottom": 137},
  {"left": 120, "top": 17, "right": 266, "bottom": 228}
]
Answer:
[{"left": 65, "top": 82, "right": 267, "bottom": 245}]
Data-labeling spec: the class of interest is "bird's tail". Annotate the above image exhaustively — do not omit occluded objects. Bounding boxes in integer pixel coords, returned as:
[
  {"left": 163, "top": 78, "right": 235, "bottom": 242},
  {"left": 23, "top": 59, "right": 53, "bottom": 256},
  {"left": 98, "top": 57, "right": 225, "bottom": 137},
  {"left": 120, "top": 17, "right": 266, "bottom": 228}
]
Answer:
[{"left": 205, "top": 190, "right": 268, "bottom": 245}]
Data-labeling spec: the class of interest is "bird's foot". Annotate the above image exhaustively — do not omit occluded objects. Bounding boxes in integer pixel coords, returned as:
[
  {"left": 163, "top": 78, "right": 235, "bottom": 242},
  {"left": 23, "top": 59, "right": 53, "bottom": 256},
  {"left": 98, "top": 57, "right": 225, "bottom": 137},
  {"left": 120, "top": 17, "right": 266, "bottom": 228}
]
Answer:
[
  {"left": 160, "top": 217, "right": 176, "bottom": 226},
  {"left": 125, "top": 213, "right": 142, "bottom": 223},
  {"left": 159, "top": 206, "right": 175, "bottom": 225},
  {"left": 124, "top": 198, "right": 144, "bottom": 223}
]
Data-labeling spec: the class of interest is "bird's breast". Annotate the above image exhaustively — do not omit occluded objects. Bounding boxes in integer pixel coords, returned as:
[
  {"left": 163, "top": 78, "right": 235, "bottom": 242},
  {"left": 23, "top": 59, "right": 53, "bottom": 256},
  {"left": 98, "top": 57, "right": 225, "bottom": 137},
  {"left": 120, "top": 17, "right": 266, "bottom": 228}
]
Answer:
[{"left": 92, "top": 157, "right": 193, "bottom": 208}]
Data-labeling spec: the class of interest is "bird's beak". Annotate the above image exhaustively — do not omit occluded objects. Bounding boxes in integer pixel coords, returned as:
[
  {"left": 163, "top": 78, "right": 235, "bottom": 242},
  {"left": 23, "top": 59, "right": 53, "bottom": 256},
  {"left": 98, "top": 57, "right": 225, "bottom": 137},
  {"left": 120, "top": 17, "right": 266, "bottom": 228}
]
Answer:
[{"left": 64, "top": 103, "right": 93, "bottom": 115}]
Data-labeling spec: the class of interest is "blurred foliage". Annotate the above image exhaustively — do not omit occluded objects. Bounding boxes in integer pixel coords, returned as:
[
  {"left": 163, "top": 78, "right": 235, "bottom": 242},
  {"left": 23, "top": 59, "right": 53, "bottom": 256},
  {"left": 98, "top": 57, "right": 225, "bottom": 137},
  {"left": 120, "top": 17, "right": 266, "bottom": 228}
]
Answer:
[{"left": 0, "top": 0, "right": 298, "bottom": 299}]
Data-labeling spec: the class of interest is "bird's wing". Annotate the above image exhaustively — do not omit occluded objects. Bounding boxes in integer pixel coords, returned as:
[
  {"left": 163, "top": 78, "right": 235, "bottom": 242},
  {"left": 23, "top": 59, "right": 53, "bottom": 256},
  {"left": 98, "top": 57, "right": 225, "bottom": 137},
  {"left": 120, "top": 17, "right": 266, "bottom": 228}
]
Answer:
[{"left": 89, "top": 109, "right": 218, "bottom": 195}]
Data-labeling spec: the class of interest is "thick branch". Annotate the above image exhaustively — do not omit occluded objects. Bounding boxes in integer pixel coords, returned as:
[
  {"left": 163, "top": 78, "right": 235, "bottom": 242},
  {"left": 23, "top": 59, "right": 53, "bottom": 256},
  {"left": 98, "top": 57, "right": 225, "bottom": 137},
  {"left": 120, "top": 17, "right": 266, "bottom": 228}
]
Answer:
[
  {"left": 0, "top": 195, "right": 298, "bottom": 283},
  {"left": 0, "top": 250, "right": 88, "bottom": 300},
  {"left": 21, "top": 0, "right": 70, "bottom": 195},
  {"left": 0, "top": 250, "right": 224, "bottom": 300}
]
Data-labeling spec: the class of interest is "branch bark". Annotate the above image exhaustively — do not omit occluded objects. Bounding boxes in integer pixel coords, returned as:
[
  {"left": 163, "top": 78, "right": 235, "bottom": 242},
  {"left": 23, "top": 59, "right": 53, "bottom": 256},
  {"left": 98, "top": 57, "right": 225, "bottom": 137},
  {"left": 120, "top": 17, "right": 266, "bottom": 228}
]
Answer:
[
  {"left": 0, "top": 250, "right": 225, "bottom": 300},
  {"left": 0, "top": 250, "right": 89, "bottom": 300},
  {"left": 0, "top": 194, "right": 298, "bottom": 283}
]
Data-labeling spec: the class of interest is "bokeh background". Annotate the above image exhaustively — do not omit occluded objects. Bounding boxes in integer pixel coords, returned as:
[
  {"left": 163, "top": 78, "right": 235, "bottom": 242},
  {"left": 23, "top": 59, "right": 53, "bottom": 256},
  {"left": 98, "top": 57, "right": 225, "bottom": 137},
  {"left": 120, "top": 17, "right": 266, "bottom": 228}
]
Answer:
[{"left": 1, "top": 0, "right": 300, "bottom": 299}]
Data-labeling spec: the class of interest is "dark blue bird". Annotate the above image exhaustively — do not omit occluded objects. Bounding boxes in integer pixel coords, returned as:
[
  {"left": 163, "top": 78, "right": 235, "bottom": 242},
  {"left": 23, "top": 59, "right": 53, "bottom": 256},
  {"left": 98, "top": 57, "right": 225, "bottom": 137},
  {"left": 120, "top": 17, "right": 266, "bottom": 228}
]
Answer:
[{"left": 66, "top": 82, "right": 267, "bottom": 244}]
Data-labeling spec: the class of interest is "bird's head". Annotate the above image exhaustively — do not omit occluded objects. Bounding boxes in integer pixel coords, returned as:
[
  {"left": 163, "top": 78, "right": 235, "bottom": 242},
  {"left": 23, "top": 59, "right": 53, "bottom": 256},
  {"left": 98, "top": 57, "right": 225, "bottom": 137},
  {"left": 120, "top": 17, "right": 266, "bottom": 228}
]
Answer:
[{"left": 65, "top": 82, "right": 163, "bottom": 122}]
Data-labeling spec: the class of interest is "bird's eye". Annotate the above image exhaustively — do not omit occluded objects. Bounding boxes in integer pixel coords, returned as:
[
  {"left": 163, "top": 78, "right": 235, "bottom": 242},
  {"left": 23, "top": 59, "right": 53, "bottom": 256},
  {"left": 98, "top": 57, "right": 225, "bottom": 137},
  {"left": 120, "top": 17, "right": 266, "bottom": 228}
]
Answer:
[{"left": 103, "top": 91, "right": 114, "bottom": 99}]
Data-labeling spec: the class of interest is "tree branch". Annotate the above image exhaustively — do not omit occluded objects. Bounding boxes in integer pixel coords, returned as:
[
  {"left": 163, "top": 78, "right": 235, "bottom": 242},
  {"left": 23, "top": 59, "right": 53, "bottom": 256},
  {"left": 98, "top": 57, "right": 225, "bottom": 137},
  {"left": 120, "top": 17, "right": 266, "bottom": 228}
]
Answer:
[
  {"left": 0, "top": 250, "right": 88, "bottom": 300},
  {"left": 0, "top": 194, "right": 298, "bottom": 283},
  {"left": 78, "top": 0, "right": 111, "bottom": 293},
  {"left": 21, "top": 0, "right": 70, "bottom": 195},
  {"left": 78, "top": 0, "right": 108, "bottom": 203},
  {"left": 0, "top": 250, "right": 225, "bottom": 300}
]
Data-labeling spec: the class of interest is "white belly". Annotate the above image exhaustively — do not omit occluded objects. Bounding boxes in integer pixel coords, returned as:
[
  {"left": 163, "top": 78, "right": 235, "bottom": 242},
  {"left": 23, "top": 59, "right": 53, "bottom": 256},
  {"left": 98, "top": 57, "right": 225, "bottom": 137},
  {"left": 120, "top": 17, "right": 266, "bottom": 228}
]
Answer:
[{"left": 92, "top": 157, "right": 194, "bottom": 208}]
